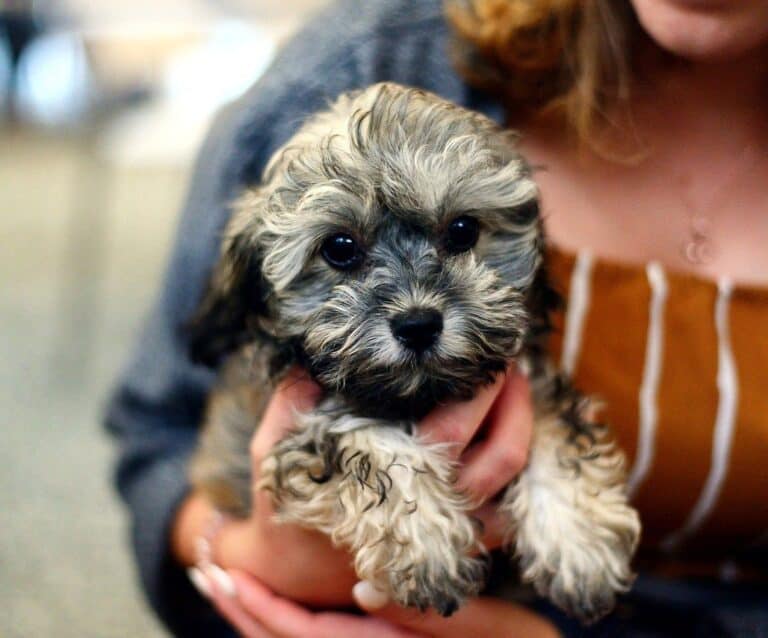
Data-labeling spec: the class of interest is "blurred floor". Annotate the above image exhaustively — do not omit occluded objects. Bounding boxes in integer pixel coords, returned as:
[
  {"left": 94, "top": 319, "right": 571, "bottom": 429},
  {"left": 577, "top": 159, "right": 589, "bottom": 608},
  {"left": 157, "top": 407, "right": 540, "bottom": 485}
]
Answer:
[{"left": 0, "top": 125, "right": 188, "bottom": 637}]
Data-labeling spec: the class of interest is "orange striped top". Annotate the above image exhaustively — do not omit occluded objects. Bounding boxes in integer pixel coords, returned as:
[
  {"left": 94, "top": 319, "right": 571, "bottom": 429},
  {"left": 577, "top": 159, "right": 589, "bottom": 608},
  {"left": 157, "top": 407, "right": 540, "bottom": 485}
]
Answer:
[{"left": 547, "top": 247, "right": 768, "bottom": 578}]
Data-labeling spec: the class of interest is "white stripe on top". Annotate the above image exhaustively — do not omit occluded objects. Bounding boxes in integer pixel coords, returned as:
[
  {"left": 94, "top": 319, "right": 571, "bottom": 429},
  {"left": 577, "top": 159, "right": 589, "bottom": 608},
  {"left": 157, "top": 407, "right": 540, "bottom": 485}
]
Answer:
[
  {"left": 628, "top": 262, "right": 668, "bottom": 497},
  {"left": 662, "top": 278, "right": 739, "bottom": 552},
  {"left": 560, "top": 251, "right": 594, "bottom": 377}
]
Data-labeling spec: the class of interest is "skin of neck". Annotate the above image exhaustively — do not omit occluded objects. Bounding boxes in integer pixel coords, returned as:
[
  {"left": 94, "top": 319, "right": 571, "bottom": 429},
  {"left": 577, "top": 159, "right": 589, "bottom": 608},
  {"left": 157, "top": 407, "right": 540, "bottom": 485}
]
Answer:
[{"left": 522, "top": 35, "right": 768, "bottom": 284}]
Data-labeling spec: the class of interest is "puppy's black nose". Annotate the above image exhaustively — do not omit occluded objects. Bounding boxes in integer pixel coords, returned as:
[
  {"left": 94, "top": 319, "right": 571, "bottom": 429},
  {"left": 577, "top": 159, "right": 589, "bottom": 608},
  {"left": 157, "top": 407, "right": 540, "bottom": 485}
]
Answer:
[{"left": 391, "top": 309, "right": 443, "bottom": 352}]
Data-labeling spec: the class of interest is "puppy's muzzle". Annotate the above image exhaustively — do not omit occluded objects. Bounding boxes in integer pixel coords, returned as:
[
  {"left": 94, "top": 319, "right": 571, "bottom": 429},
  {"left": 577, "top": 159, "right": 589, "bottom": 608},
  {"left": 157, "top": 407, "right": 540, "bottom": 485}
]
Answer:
[{"left": 391, "top": 308, "right": 443, "bottom": 353}]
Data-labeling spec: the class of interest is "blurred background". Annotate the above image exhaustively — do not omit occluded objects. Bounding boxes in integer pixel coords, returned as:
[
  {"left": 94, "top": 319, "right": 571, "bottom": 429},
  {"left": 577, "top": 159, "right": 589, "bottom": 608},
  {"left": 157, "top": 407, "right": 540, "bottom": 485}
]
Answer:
[{"left": 0, "top": 1, "right": 328, "bottom": 636}]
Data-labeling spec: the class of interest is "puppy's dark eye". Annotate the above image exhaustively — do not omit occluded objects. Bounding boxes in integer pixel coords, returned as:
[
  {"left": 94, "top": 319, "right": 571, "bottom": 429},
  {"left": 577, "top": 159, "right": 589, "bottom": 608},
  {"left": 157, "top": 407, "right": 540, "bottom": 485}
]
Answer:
[
  {"left": 320, "top": 233, "right": 363, "bottom": 270},
  {"left": 515, "top": 198, "right": 540, "bottom": 222},
  {"left": 445, "top": 215, "right": 480, "bottom": 254}
]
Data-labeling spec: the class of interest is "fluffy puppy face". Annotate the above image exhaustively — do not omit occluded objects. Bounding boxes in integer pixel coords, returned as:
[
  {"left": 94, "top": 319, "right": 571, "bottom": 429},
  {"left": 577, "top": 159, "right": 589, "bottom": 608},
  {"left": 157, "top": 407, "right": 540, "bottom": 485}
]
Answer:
[{"left": 191, "top": 83, "right": 542, "bottom": 417}]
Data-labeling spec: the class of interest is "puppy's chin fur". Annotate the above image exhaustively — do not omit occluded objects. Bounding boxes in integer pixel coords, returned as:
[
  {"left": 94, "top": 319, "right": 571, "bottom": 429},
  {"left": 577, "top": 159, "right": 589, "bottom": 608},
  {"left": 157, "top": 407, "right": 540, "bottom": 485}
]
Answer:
[{"left": 306, "top": 353, "right": 507, "bottom": 421}]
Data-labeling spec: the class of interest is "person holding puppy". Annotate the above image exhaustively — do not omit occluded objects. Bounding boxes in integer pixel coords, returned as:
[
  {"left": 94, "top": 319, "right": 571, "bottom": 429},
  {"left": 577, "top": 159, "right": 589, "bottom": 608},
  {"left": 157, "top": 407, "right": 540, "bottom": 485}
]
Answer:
[{"left": 106, "top": 0, "right": 768, "bottom": 636}]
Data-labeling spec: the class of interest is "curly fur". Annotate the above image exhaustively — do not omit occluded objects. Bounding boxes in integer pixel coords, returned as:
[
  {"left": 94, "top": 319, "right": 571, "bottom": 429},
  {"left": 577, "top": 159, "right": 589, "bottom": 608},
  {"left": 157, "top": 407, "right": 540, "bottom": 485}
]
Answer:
[{"left": 188, "top": 82, "right": 640, "bottom": 621}]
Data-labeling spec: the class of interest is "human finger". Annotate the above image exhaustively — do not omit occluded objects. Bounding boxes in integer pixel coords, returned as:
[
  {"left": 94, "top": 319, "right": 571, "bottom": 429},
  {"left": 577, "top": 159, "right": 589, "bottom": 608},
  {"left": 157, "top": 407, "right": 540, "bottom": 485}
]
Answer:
[
  {"left": 204, "top": 567, "right": 272, "bottom": 638},
  {"left": 229, "top": 570, "right": 423, "bottom": 638},
  {"left": 249, "top": 367, "right": 321, "bottom": 466},
  {"left": 456, "top": 367, "right": 533, "bottom": 504},
  {"left": 417, "top": 372, "right": 505, "bottom": 458},
  {"left": 471, "top": 502, "right": 508, "bottom": 550}
]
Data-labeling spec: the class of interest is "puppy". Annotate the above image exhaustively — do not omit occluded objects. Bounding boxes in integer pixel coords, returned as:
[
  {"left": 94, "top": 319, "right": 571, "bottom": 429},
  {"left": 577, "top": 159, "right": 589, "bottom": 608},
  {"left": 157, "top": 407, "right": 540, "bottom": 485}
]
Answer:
[{"left": 187, "top": 82, "right": 640, "bottom": 621}]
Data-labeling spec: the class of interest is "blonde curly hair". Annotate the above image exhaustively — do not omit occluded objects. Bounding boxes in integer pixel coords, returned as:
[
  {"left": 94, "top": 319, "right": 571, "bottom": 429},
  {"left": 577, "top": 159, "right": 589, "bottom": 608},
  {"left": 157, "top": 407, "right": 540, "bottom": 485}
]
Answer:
[{"left": 445, "top": 0, "right": 647, "bottom": 146}]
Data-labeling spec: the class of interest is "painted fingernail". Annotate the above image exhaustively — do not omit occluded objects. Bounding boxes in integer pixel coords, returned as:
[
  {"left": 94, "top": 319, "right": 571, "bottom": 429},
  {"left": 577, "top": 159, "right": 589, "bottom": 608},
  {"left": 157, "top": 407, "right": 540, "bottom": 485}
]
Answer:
[
  {"left": 206, "top": 564, "right": 237, "bottom": 598},
  {"left": 352, "top": 580, "right": 389, "bottom": 610},
  {"left": 187, "top": 567, "right": 211, "bottom": 599}
]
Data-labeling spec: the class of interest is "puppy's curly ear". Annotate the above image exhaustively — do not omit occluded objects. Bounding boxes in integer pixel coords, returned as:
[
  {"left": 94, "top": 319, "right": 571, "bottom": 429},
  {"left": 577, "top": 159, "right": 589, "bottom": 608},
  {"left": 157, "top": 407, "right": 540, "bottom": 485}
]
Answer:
[{"left": 187, "top": 229, "right": 268, "bottom": 368}]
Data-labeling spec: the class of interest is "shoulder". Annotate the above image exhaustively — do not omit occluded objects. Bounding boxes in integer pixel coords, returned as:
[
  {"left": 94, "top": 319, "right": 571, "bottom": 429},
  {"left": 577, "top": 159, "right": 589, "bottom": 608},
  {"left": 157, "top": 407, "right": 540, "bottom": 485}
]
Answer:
[
  {"left": 258, "top": 0, "right": 459, "bottom": 102},
  {"left": 219, "top": 0, "right": 503, "bottom": 188}
]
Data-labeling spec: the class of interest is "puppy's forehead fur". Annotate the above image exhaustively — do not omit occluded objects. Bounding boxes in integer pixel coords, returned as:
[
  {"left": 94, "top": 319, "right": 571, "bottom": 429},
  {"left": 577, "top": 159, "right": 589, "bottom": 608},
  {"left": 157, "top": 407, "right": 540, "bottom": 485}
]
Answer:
[
  {"left": 267, "top": 83, "right": 533, "bottom": 215},
  {"left": 230, "top": 83, "right": 538, "bottom": 290}
]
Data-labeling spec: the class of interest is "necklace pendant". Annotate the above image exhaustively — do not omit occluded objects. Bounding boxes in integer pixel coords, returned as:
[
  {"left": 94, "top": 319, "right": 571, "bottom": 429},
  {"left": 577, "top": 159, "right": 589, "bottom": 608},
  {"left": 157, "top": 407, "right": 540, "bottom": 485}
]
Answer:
[{"left": 682, "top": 237, "right": 715, "bottom": 265}]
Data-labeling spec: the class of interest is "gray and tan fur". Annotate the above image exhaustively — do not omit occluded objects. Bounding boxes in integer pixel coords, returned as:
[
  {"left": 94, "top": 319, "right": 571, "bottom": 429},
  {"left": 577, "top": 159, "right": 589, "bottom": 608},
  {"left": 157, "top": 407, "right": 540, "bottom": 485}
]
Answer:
[{"left": 188, "top": 83, "right": 640, "bottom": 621}]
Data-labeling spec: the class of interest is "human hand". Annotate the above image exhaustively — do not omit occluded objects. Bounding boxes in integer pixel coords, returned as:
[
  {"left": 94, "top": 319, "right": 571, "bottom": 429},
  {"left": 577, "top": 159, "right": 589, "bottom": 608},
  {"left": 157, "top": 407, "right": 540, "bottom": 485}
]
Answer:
[
  {"left": 203, "top": 569, "right": 424, "bottom": 638},
  {"left": 214, "top": 368, "right": 360, "bottom": 607},
  {"left": 191, "top": 364, "right": 534, "bottom": 627},
  {"left": 199, "top": 568, "right": 559, "bottom": 638},
  {"left": 418, "top": 363, "right": 533, "bottom": 510}
]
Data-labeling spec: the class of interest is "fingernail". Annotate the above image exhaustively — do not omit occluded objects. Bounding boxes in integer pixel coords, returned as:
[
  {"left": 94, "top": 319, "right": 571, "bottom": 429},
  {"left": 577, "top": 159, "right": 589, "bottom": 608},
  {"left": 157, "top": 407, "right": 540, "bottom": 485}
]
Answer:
[
  {"left": 352, "top": 581, "right": 389, "bottom": 610},
  {"left": 206, "top": 564, "right": 237, "bottom": 598},
  {"left": 187, "top": 567, "right": 211, "bottom": 599}
]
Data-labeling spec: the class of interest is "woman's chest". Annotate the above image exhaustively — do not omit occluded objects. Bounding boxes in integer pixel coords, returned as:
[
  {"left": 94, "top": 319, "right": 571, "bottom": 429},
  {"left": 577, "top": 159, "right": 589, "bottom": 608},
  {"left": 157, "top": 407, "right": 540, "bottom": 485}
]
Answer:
[
  {"left": 520, "top": 134, "right": 768, "bottom": 288},
  {"left": 546, "top": 248, "right": 768, "bottom": 556}
]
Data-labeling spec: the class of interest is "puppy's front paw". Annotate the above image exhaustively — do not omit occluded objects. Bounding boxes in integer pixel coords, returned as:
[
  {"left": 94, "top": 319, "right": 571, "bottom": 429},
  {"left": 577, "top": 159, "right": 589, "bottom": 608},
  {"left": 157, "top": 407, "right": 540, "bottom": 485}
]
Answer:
[
  {"left": 502, "top": 412, "right": 640, "bottom": 622},
  {"left": 355, "top": 479, "right": 486, "bottom": 616},
  {"left": 516, "top": 519, "right": 637, "bottom": 623},
  {"left": 336, "top": 429, "right": 487, "bottom": 615},
  {"left": 392, "top": 553, "right": 486, "bottom": 617},
  {"left": 259, "top": 423, "right": 490, "bottom": 616}
]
